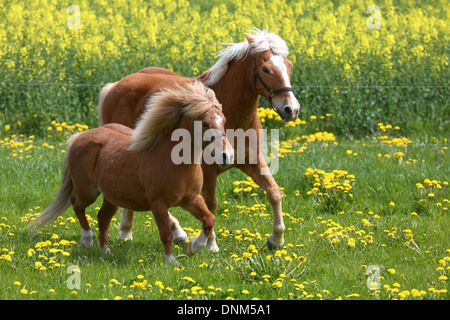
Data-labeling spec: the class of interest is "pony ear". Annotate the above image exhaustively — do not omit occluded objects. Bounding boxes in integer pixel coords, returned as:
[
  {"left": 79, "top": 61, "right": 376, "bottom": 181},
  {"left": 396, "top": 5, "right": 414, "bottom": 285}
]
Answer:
[{"left": 244, "top": 33, "right": 254, "bottom": 43}]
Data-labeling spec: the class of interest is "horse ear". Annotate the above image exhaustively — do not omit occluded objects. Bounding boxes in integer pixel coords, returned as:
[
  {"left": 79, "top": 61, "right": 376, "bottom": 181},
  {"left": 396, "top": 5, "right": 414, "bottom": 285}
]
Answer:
[{"left": 244, "top": 33, "right": 254, "bottom": 43}]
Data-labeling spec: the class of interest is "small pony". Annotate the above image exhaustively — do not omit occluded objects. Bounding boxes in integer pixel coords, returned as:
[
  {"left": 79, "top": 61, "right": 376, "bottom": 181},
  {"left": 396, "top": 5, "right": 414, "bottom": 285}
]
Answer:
[{"left": 28, "top": 82, "right": 234, "bottom": 264}]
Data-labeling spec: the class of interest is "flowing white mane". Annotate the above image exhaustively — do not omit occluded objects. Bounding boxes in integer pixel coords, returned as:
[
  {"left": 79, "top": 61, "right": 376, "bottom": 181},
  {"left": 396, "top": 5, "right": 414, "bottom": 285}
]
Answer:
[{"left": 205, "top": 29, "right": 289, "bottom": 86}]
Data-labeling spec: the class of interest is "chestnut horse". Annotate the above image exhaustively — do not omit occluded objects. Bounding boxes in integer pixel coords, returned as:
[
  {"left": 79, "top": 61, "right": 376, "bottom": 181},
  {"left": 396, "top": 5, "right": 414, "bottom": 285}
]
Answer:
[
  {"left": 99, "top": 29, "right": 300, "bottom": 250},
  {"left": 29, "top": 82, "right": 234, "bottom": 264}
]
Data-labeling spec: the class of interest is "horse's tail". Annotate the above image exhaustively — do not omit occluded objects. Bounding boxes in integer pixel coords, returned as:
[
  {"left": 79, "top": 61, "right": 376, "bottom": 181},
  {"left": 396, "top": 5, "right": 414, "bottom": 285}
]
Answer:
[
  {"left": 98, "top": 82, "right": 117, "bottom": 126},
  {"left": 28, "top": 134, "right": 79, "bottom": 237}
]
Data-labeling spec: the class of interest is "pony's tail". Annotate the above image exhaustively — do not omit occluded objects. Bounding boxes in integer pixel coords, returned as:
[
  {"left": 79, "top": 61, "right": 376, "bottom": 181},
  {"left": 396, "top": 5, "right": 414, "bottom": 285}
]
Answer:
[
  {"left": 98, "top": 82, "right": 117, "bottom": 126},
  {"left": 28, "top": 135, "right": 78, "bottom": 237}
]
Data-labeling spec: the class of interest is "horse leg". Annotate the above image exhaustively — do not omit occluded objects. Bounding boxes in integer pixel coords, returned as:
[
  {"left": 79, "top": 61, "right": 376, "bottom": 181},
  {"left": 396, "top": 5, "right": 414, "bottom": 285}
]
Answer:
[
  {"left": 118, "top": 208, "right": 188, "bottom": 247},
  {"left": 97, "top": 198, "right": 119, "bottom": 249},
  {"left": 71, "top": 194, "right": 95, "bottom": 249},
  {"left": 118, "top": 208, "right": 134, "bottom": 240},
  {"left": 151, "top": 203, "right": 177, "bottom": 264},
  {"left": 201, "top": 167, "right": 220, "bottom": 252},
  {"left": 183, "top": 195, "right": 215, "bottom": 256},
  {"left": 239, "top": 152, "right": 285, "bottom": 249},
  {"left": 169, "top": 213, "right": 189, "bottom": 247}
]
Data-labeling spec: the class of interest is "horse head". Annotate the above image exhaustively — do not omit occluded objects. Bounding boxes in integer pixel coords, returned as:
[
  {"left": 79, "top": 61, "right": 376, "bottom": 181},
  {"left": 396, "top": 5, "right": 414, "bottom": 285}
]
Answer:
[
  {"left": 246, "top": 33, "right": 300, "bottom": 121},
  {"left": 197, "top": 106, "right": 234, "bottom": 168}
]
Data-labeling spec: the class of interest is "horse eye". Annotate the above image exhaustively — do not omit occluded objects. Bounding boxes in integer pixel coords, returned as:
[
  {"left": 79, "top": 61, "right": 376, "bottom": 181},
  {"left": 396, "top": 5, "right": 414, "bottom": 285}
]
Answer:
[
  {"left": 202, "top": 122, "right": 210, "bottom": 128},
  {"left": 262, "top": 67, "right": 270, "bottom": 74}
]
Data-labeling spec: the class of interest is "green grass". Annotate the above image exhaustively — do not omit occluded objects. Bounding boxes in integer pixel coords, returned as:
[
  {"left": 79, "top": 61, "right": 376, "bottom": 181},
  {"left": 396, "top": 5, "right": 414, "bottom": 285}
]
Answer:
[
  {"left": 1, "top": 0, "right": 448, "bottom": 303},
  {"left": 1, "top": 127, "right": 448, "bottom": 300}
]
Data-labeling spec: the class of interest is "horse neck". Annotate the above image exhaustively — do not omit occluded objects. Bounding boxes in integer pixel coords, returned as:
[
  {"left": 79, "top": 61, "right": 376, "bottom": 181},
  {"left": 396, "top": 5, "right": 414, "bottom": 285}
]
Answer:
[{"left": 198, "top": 55, "right": 259, "bottom": 130}]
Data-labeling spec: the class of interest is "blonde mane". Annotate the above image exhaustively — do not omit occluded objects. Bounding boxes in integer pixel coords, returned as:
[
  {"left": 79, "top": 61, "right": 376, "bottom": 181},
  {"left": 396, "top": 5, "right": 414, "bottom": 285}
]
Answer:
[
  {"left": 205, "top": 28, "right": 289, "bottom": 86},
  {"left": 129, "top": 81, "right": 222, "bottom": 152}
]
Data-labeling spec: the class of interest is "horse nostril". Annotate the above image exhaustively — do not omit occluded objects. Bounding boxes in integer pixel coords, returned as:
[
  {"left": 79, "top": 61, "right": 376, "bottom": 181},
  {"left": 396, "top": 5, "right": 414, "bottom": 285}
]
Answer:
[
  {"left": 218, "top": 152, "right": 227, "bottom": 166},
  {"left": 220, "top": 152, "right": 233, "bottom": 166},
  {"left": 284, "top": 106, "right": 293, "bottom": 115}
]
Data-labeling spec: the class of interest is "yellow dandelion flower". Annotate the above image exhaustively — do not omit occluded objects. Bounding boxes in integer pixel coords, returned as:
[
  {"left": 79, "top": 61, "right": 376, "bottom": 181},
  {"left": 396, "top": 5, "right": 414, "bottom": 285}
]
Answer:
[{"left": 387, "top": 269, "right": 396, "bottom": 275}]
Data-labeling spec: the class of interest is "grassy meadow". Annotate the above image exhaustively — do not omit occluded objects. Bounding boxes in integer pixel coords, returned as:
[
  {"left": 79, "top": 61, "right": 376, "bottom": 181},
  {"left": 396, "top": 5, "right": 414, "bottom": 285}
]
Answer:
[{"left": 0, "top": 0, "right": 449, "bottom": 301}]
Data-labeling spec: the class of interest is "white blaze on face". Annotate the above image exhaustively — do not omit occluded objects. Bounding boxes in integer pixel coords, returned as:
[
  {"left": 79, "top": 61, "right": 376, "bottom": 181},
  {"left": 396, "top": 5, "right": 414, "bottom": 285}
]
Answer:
[
  {"left": 269, "top": 55, "right": 300, "bottom": 114},
  {"left": 214, "top": 113, "right": 224, "bottom": 128},
  {"left": 210, "top": 114, "right": 234, "bottom": 166}
]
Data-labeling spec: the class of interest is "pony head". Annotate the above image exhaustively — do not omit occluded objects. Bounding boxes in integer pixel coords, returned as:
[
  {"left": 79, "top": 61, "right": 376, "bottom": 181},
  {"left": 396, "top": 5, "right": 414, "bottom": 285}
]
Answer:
[{"left": 129, "top": 82, "right": 234, "bottom": 167}]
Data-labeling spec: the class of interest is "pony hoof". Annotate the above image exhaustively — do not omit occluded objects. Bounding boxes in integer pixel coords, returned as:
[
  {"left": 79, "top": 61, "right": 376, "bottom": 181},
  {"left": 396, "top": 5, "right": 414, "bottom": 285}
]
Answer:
[
  {"left": 173, "top": 228, "right": 189, "bottom": 247},
  {"left": 80, "top": 230, "right": 94, "bottom": 249},
  {"left": 118, "top": 231, "right": 133, "bottom": 241},
  {"left": 174, "top": 237, "right": 189, "bottom": 248},
  {"left": 165, "top": 255, "right": 179, "bottom": 265},
  {"left": 186, "top": 243, "right": 194, "bottom": 257},
  {"left": 267, "top": 235, "right": 284, "bottom": 250},
  {"left": 207, "top": 242, "right": 220, "bottom": 253},
  {"left": 186, "top": 236, "right": 199, "bottom": 257},
  {"left": 80, "top": 240, "right": 93, "bottom": 249}
]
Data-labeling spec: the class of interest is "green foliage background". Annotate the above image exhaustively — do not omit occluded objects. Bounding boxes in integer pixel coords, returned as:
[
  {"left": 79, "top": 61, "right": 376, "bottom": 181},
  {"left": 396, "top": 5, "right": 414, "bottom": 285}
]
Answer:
[{"left": 0, "top": 0, "right": 448, "bottom": 136}]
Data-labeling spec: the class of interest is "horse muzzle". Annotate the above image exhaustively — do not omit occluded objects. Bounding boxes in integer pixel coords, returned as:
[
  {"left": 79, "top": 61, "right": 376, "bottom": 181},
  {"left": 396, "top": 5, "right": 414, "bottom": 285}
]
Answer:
[
  {"left": 217, "top": 149, "right": 234, "bottom": 168},
  {"left": 273, "top": 95, "right": 300, "bottom": 121}
]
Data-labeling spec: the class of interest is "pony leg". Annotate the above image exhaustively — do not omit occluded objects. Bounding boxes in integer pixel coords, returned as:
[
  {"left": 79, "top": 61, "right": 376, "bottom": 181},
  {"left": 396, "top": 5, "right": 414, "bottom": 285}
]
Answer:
[
  {"left": 97, "top": 199, "right": 119, "bottom": 248},
  {"left": 151, "top": 203, "right": 177, "bottom": 264},
  {"left": 118, "top": 208, "right": 188, "bottom": 247},
  {"left": 205, "top": 228, "right": 219, "bottom": 253},
  {"left": 183, "top": 195, "right": 215, "bottom": 256},
  {"left": 201, "top": 167, "right": 220, "bottom": 252},
  {"left": 72, "top": 195, "right": 94, "bottom": 249},
  {"left": 239, "top": 153, "right": 285, "bottom": 249},
  {"left": 169, "top": 212, "right": 189, "bottom": 247},
  {"left": 118, "top": 208, "right": 134, "bottom": 240}
]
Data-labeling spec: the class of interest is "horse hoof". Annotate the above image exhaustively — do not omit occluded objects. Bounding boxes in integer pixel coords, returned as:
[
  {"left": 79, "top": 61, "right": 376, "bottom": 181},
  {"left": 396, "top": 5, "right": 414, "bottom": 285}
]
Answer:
[
  {"left": 173, "top": 228, "right": 189, "bottom": 247},
  {"left": 80, "top": 240, "right": 93, "bottom": 250},
  {"left": 165, "top": 255, "right": 179, "bottom": 265},
  {"left": 186, "top": 236, "right": 198, "bottom": 257},
  {"left": 80, "top": 230, "right": 94, "bottom": 249},
  {"left": 173, "top": 236, "right": 189, "bottom": 248},
  {"left": 186, "top": 243, "right": 194, "bottom": 257},
  {"left": 207, "top": 242, "right": 220, "bottom": 253},
  {"left": 118, "top": 231, "right": 133, "bottom": 241},
  {"left": 267, "top": 235, "right": 284, "bottom": 250}
]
